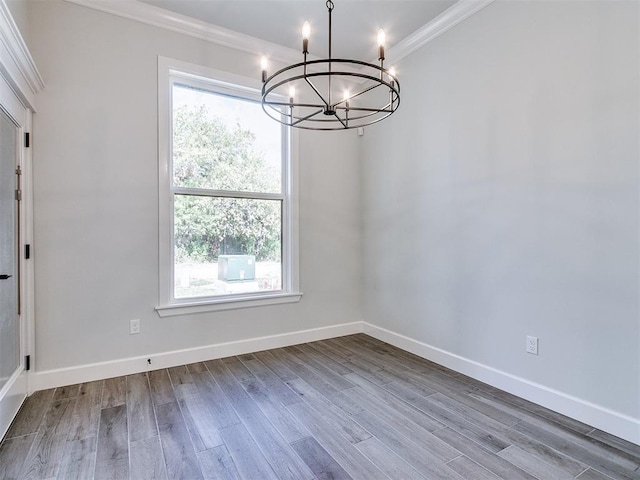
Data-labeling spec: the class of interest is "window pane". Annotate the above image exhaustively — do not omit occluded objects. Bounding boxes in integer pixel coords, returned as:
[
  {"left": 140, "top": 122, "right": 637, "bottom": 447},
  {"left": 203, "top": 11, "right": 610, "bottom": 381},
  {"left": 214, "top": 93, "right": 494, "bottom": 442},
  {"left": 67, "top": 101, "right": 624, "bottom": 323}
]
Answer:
[
  {"left": 172, "top": 84, "right": 282, "bottom": 194},
  {"left": 174, "top": 194, "right": 282, "bottom": 298}
]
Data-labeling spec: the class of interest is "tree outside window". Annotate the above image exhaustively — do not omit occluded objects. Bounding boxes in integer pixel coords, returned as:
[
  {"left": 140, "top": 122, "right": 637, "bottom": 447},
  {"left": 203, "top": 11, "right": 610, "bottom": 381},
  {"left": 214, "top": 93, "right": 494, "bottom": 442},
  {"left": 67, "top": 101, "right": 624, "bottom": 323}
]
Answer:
[{"left": 171, "top": 84, "right": 285, "bottom": 298}]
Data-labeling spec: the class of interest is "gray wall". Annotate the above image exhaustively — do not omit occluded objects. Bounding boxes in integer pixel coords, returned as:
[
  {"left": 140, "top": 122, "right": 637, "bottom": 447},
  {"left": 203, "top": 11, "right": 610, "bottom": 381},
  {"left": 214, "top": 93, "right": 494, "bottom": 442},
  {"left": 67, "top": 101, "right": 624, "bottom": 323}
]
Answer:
[
  {"left": 362, "top": 0, "right": 640, "bottom": 419},
  {"left": 28, "top": 0, "right": 362, "bottom": 371}
]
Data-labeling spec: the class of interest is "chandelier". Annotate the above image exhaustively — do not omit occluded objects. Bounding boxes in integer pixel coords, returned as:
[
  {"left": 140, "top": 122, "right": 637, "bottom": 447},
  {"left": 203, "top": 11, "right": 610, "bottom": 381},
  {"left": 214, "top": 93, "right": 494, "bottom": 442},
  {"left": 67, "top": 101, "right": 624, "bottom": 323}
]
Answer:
[{"left": 260, "top": 0, "right": 400, "bottom": 130}]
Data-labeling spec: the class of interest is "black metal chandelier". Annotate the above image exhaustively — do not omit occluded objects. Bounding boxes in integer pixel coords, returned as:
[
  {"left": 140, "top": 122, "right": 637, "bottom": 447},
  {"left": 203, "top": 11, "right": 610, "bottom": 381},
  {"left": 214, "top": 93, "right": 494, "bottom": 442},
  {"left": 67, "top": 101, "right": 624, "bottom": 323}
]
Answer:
[{"left": 260, "top": 0, "right": 400, "bottom": 131}]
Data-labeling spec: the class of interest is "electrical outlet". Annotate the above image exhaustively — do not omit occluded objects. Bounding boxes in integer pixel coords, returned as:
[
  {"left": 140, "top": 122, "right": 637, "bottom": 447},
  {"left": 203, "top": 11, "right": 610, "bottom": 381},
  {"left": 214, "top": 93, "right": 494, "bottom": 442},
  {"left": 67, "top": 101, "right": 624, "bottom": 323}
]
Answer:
[
  {"left": 526, "top": 335, "right": 538, "bottom": 355},
  {"left": 130, "top": 318, "right": 140, "bottom": 335}
]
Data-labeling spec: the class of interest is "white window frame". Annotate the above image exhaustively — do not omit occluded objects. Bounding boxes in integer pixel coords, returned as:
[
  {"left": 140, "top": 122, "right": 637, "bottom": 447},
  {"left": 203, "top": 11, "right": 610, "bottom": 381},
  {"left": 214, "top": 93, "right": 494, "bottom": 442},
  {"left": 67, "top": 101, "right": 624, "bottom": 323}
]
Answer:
[{"left": 156, "top": 57, "right": 301, "bottom": 316}]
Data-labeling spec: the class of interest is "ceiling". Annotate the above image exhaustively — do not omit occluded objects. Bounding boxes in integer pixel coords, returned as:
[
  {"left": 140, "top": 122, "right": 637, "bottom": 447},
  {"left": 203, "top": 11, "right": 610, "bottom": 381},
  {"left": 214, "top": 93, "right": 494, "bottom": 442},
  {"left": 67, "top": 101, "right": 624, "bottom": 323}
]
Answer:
[{"left": 138, "top": 0, "right": 457, "bottom": 60}]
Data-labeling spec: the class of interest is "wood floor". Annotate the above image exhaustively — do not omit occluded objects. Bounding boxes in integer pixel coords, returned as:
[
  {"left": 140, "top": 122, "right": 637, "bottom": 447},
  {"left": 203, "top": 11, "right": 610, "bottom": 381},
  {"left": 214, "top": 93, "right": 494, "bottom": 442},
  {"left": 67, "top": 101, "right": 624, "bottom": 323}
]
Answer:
[{"left": 1, "top": 334, "right": 639, "bottom": 480}]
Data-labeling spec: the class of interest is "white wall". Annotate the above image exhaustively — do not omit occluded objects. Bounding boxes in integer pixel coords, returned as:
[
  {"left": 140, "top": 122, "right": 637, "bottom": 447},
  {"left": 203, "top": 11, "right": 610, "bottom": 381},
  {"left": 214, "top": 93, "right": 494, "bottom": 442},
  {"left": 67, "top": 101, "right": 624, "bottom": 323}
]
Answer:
[
  {"left": 5, "top": 0, "right": 29, "bottom": 46},
  {"left": 27, "top": 0, "right": 361, "bottom": 372},
  {"left": 362, "top": 0, "right": 639, "bottom": 422},
  {"left": 19, "top": 0, "right": 640, "bottom": 441}
]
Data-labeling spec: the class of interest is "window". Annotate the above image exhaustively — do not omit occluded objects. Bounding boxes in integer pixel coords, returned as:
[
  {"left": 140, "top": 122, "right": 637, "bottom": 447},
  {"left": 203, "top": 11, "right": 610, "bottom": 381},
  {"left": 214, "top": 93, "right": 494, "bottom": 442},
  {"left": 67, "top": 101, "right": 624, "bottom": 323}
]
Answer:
[{"left": 157, "top": 58, "right": 300, "bottom": 316}]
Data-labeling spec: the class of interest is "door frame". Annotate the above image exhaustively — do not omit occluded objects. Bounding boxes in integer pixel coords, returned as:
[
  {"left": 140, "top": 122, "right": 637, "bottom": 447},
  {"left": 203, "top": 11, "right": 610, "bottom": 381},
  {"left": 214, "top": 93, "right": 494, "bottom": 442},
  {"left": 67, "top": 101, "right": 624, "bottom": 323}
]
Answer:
[
  {"left": 0, "top": 0, "right": 43, "bottom": 440},
  {"left": 0, "top": 72, "right": 32, "bottom": 439}
]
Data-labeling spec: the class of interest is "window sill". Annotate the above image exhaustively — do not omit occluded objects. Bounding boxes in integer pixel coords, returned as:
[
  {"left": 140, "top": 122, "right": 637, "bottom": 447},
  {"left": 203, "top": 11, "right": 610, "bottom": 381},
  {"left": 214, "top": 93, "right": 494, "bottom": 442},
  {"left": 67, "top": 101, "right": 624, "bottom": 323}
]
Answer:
[{"left": 155, "top": 291, "right": 303, "bottom": 317}]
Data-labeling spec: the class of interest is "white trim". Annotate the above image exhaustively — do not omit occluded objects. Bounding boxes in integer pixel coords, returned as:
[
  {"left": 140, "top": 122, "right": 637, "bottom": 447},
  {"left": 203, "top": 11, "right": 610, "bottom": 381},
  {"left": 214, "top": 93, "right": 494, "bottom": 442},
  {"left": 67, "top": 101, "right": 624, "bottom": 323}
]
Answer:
[
  {"left": 286, "top": 124, "right": 300, "bottom": 292},
  {"left": 64, "top": 0, "right": 494, "bottom": 70},
  {"left": 157, "top": 56, "right": 172, "bottom": 309},
  {"left": 22, "top": 110, "right": 34, "bottom": 396},
  {"left": 64, "top": 0, "right": 304, "bottom": 65},
  {"left": 387, "top": 0, "right": 495, "bottom": 64},
  {"left": 157, "top": 56, "right": 300, "bottom": 313},
  {"left": 0, "top": 68, "right": 25, "bottom": 121},
  {"left": 0, "top": 0, "right": 44, "bottom": 110},
  {"left": 27, "top": 319, "right": 640, "bottom": 445},
  {"left": 0, "top": 367, "right": 26, "bottom": 440},
  {"left": 156, "top": 291, "right": 303, "bottom": 317},
  {"left": 30, "top": 321, "right": 363, "bottom": 392},
  {"left": 171, "top": 187, "right": 283, "bottom": 201},
  {"left": 362, "top": 323, "right": 640, "bottom": 446},
  {"left": 0, "top": 63, "right": 33, "bottom": 434}
]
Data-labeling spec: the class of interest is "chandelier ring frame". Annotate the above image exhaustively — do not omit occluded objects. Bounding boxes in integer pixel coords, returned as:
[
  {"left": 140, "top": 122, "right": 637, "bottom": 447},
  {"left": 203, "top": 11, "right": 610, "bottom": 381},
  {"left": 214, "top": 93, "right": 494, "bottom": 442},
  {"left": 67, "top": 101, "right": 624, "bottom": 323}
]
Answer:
[{"left": 261, "top": 58, "right": 401, "bottom": 131}]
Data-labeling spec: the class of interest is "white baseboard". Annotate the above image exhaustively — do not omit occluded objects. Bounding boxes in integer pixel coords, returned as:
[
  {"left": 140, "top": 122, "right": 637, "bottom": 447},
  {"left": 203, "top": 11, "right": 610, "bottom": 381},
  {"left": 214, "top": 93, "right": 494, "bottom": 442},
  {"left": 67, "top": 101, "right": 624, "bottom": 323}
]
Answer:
[
  {"left": 363, "top": 322, "right": 640, "bottom": 446},
  {"left": 28, "top": 319, "right": 639, "bottom": 446},
  {"left": 30, "top": 321, "right": 363, "bottom": 392}
]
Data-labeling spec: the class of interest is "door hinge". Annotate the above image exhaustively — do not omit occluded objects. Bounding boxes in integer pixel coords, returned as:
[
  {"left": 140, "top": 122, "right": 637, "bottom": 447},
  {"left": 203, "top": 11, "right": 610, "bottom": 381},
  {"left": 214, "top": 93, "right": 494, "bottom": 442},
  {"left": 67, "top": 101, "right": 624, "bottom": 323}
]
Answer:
[
  {"left": 24, "top": 132, "right": 30, "bottom": 148},
  {"left": 15, "top": 189, "right": 21, "bottom": 201},
  {"left": 25, "top": 244, "right": 30, "bottom": 259},
  {"left": 25, "top": 355, "right": 30, "bottom": 371}
]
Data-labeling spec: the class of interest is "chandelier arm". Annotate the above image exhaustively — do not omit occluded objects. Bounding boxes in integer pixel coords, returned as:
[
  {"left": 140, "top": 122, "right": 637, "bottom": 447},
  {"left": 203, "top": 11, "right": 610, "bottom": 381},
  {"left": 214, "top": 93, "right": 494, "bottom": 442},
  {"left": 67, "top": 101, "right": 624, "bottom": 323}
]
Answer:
[
  {"left": 265, "top": 101, "right": 328, "bottom": 109},
  {"left": 264, "top": 94, "right": 398, "bottom": 114},
  {"left": 339, "top": 97, "right": 396, "bottom": 114},
  {"left": 333, "top": 109, "right": 390, "bottom": 122},
  {"left": 292, "top": 109, "right": 394, "bottom": 129},
  {"left": 261, "top": 56, "right": 401, "bottom": 130},
  {"left": 338, "top": 81, "right": 385, "bottom": 106},
  {"left": 262, "top": 107, "right": 394, "bottom": 129},
  {"left": 264, "top": 71, "right": 398, "bottom": 113},
  {"left": 297, "top": 109, "right": 384, "bottom": 122},
  {"left": 337, "top": 106, "right": 394, "bottom": 113},
  {"left": 332, "top": 112, "right": 347, "bottom": 129},
  {"left": 269, "top": 102, "right": 395, "bottom": 119},
  {"left": 304, "top": 77, "right": 330, "bottom": 107},
  {"left": 276, "top": 99, "right": 398, "bottom": 122},
  {"left": 291, "top": 108, "right": 326, "bottom": 127},
  {"left": 263, "top": 70, "right": 333, "bottom": 108}
]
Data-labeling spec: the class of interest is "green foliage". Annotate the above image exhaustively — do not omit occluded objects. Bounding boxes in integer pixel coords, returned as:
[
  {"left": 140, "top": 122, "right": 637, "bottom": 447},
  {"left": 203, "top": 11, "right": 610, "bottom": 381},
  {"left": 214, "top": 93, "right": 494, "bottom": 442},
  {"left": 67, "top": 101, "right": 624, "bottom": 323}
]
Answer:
[{"left": 173, "top": 105, "right": 281, "bottom": 263}]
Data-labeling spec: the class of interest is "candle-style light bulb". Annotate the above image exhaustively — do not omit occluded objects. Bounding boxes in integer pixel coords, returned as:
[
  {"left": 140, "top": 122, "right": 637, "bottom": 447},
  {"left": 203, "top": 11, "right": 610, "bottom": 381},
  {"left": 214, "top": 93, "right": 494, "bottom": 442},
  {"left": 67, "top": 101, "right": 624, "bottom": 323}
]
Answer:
[
  {"left": 289, "top": 85, "right": 296, "bottom": 105},
  {"left": 388, "top": 66, "right": 396, "bottom": 112},
  {"left": 302, "top": 21, "right": 310, "bottom": 54},
  {"left": 377, "top": 29, "right": 386, "bottom": 61},
  {"left": 343, "top": 90, "right": 350, "bottom": 108},
  {"left": 302, "top": 21, "right": 311, "bottom": 39},
  {"left": 261, "top": 56, "right": 268, "bottom": 82}
]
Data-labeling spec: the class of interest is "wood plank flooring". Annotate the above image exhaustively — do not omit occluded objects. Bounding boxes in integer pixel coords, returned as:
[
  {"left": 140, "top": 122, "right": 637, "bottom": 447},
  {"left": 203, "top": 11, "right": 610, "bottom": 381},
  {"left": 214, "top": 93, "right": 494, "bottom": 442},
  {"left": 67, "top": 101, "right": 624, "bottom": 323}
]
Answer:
[{"left": 1, "top": 334, "right": 639, "bottom": 480}]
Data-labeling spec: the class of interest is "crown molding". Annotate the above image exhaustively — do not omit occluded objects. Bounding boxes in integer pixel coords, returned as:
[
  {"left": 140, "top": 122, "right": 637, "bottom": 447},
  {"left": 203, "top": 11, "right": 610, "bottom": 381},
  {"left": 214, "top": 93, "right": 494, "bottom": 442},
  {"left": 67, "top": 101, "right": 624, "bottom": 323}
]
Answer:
[
  {"left": 387, "top": 0, "right": 495, "bottom": 64},
  {"left": 66, "top": 0, "right": 494, "bottom": 69},
  {"left": 0, "top": 0, "right": 44, "bottom": 109},
  {"left": 64, "top": 0, "right": 306, "bottom": 65}
]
